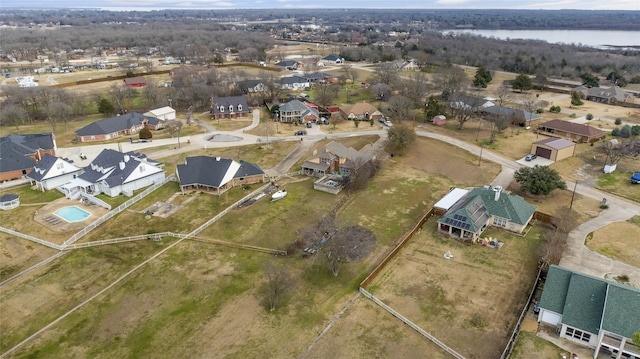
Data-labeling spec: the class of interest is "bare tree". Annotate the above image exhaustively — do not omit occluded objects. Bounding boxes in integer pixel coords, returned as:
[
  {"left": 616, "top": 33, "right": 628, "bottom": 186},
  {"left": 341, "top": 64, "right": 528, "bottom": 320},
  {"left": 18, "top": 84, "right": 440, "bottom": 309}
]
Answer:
[
  {"left": 260, "top": 261, "right": 295, "bottom": 312},
  {"left": 143, "top": 79, "right": 163, "bottom": 108},
  {"left": 449, "top": 92, "right": 482, "bottom": 130},
  {"left": 436, "top": 66, "right": 468, "bottom": 100},
  {"left": 314, "top": 84, "right": 339, "bottom": 108},
  {"left": 602, "top": 138, "right": 630, "bottom": 167},
  {"left": 388, "top": 124, "right": 417, "bottom": 155},
  {"left": 164, "top": 119, "right": 183, "bottom": 138},
  {"left": 370, "top": 82, "right": 392, "bottom": 103},
  {"left": 49, "top": 101, "right": 72, "bottom": 132},
  {"left": 342, "top": 64, "right": 359, "bottom": 87},
  {"left": 109, "top": 84, "right": 135, "bottom": 114},
  {"left": 371, "top": 65, "right": 399, "bottom": 86},
  {"left": 345, "top": 157, "right": 381, "bottom": 193},
  {"left": 385, "top": 95, "right": 413, "bottom": 122},
  {"left": 520, "top": 93, "right": 539, "bottom": 127},
  {"left": 322, "top": 225, "right": 376, "bottom": 277},
  {"left": 541, "top": 208, "right": 579, "bottom": 266},
  {"left": 399, "top": 73, "right": 430, "bottom": 107},
  {"left": 0, "top": 104, "right": 27, "bottom": 132}
]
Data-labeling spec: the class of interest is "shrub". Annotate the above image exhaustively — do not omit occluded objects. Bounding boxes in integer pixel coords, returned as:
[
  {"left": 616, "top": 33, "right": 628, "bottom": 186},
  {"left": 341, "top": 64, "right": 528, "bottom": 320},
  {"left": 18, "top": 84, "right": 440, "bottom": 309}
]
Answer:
[
  {"left": 569, "top": 113, "right": 577, "bottom": 118},
  {"left": 614, "top": 118, "right": 622, "bottom": 125},
  {"left": 586, "top": 113, "right": 594, "bottom": 121},
  {"left": 549, "top": 105, "right": 561, "bottom": 113},
  {"left": 612, "top": 128, "right": 620, "bottom": 136},
  {"left": 536, "top": 108, "right": 544, "bottom": 114},
  {"left": 139, "top": 127, "right": 153, "bottom": 139}
]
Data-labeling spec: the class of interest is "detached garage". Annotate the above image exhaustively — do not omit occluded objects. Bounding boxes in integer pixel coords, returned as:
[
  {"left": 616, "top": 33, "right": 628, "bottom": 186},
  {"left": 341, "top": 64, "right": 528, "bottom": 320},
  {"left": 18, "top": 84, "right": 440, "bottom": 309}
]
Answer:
[{"left": 531, "top": 138, "right": 576, "bottom": 161}]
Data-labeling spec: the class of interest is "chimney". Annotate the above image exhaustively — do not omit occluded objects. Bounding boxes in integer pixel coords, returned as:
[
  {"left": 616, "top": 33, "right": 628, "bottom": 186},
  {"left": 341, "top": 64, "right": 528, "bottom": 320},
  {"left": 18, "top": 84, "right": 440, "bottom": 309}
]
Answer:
[
  {"left": 494, "top": 187, "right": 501, "bottom": 201},
  {"left": 216, "top": 157, "right": 221, "bottom": 161},
  {"left": 123, "top": 154, "right": 130, "bottom": 162},
  {"left": 119, "top": 161, "right": 125, "bottom": 170}
]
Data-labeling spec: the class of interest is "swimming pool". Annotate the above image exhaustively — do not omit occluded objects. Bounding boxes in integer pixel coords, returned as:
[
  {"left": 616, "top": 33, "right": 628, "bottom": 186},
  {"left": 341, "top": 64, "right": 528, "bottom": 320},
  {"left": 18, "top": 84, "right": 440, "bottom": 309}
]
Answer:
[{"left": 55, "top": 206, "right": 91, "bottom": 222}]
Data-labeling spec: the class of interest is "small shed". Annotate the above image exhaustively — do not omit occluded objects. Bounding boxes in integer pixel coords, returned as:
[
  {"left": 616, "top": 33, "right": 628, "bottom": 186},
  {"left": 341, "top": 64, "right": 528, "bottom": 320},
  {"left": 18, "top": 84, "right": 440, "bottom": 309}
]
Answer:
[
  {"left": 432, "top": 115, "right": 446, "bottom": 126},
  {"left": 144, "top": 106, "right": 176, "bottom": 121},
  {"left": 433, "top": 188, "right": 469, "bottom": 215},
  {"left": 0, "top": 194, "right": 20, "bottom": 210},
  {"left": 530, "top": 138, "right": 576, "bottom": 161},
  {"left": 123, "top": 76, "right": 147, "bottom": 88}
]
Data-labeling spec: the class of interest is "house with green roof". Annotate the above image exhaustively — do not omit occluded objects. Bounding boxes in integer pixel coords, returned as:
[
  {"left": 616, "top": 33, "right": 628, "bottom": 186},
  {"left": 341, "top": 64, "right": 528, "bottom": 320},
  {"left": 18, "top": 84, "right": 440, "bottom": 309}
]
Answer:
[
  {"left": 436, "top": 187, "right": 536, "bottom": 241},
  {"left": 538, "top": 265, "right": 640, "bottom": 359}
]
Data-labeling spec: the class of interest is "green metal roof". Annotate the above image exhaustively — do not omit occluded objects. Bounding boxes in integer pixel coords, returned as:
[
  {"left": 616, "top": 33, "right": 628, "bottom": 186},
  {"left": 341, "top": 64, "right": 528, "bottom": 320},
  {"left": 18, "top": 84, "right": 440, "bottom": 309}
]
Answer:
[
  {"left": 601, "top": 283, "right": 640, "bottom": 338},
  {"left": 539, "top": 265, "right": 572, "bottom": 314}
]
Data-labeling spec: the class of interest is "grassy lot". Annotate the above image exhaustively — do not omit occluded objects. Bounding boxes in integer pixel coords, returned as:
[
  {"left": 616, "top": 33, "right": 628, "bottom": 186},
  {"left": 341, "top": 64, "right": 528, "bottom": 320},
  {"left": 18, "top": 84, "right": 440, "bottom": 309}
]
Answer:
[
  {"left": 510, "top": 331, "right": 567, "bottom": 359},
  {"left": 586, "top": 216, "right": 640, "bottom": 269},
  {"left": 0, "top": 132, "right": 510, "bottom": 358}
]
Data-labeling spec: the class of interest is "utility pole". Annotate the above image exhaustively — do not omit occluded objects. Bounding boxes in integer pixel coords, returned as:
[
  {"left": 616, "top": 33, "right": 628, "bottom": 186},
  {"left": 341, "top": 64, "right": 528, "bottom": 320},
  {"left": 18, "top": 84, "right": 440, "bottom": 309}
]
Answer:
[
  {"left": 265, "top": 126, "right": 269, "bottom": 149},
  {"left": 478, "top": 145, "right": 483, "bottom": 167},
  {"left": 570, "top": 181, "right": 578, "bottom": 209}
]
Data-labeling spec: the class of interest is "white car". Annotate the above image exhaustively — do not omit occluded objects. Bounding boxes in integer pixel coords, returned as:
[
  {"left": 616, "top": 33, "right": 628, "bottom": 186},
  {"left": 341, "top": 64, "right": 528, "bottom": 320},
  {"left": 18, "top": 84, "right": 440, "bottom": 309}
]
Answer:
[{"left": 383, "top": 120, "right": 393, "bottom": 127}]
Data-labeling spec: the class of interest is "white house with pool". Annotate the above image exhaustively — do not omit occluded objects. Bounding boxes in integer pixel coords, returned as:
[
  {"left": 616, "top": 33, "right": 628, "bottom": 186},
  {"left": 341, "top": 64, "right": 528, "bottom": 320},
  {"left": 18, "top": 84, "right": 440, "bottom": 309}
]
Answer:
[
  {"left": 60, "top": 149, "right": 165, "bottom": 198},
  {"left": 27, "top": 154, "right": 82, "bottom": 191}
]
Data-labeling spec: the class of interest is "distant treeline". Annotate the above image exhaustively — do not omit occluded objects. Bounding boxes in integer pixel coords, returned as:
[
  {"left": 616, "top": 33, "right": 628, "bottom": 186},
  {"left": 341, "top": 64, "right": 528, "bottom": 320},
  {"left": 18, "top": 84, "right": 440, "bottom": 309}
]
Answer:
[{"left": 1, "top": 9, "right": 639, "bottom": 30}]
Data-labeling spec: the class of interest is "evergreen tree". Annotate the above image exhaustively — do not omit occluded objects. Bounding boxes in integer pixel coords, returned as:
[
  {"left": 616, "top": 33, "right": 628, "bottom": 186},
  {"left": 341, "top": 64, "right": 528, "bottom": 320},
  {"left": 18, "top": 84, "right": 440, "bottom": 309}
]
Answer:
[{"left": 514, "top": 165, "right": 567, "bottom": 195}]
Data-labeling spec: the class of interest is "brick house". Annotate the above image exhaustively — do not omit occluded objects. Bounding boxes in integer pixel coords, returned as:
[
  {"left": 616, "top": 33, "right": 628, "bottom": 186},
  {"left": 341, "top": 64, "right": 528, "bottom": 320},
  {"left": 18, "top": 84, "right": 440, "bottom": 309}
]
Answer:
[
  {"left": 536, "top": 119, "right": 605, "bottom": 143},
  {"left": 75, "top": 112, "right": 157, "bottom": 143},
  {"left": 0, "top": 133, "right": 56, "bottom": 182},
  {"left": 176, "top": 156, "right": 267, "bottom": 195},
  {"left": 210, "top": 96, "right": 250, "bottom": 120}
]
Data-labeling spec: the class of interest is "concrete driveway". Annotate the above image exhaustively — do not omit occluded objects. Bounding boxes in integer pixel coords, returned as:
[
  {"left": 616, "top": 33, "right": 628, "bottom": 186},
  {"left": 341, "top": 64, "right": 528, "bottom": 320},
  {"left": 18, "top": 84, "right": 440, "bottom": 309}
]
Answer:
[{"left": 515, "top": 156, "right": 554, "bottom": 167}]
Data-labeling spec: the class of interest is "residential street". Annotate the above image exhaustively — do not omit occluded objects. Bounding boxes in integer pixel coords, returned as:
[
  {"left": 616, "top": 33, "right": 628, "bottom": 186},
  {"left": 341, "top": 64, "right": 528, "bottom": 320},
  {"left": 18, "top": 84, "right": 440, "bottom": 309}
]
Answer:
[{"left": 53, "top": 116, "right": 640, "bottom": 285}]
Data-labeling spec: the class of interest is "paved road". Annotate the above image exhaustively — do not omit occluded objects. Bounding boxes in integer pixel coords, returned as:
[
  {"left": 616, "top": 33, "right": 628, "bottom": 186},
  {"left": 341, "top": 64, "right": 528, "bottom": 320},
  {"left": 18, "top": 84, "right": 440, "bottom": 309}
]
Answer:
[{"left": 55, "top": 117, "right": 640, "bottom": 285}]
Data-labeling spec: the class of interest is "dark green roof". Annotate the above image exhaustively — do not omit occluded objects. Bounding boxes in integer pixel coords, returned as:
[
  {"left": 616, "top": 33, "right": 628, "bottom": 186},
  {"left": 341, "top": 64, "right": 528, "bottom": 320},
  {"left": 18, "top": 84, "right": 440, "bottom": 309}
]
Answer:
[
  {"left": 437, "top": 188, "right": 536, "bottom": 232},
  {"left": 539, "top": 266, "right": 572, "bottom": 314},
  {"left": 601, "top": 284, "right": 640, "bottom": 338},
  {"left": 562, "top": 273, "right": 607, "bottom": 335},
  {"left": 540, "top": 265, "right": 640, "bottom": 339}
]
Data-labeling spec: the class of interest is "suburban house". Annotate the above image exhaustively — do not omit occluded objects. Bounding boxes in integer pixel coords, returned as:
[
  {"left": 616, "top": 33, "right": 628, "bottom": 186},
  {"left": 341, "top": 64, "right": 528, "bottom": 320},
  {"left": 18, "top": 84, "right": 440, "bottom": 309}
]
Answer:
[
  {"left": 278, "top": 75, "right": 311, "bottom": 91},
  {"left": 274, "top": 60, "right": 300, "bottom": 70},
  {"left": 530, "top": 138, "right": 576, "bottom": 161},
  {"left": 536, "top": 119, "right": 605, "bottom": 143},
  {"left": 143, "top": 106, "right": 176, "bottom": 121},
  {"left": 437, "top": 187, "right": 536, "bottom": 241},
  {"left": 449, "top": 94, "right": 494, "bottom": 111},
  {"left": 27, "top": 154, "right": 82, "bottom": 191},
  {"left": 176, "top": 156, "right": 268, "bottom": 195},
  {"left": 123, "top": 76, "right": 147, "bottom": 88},
  {"left": 210, "top": 96, "right": 250, "bottom": 120},
  {"left": 320, "top": 54, "right": 343, "bottom": 65},
  {"left": 389, "top": 59, "right": 420, "bottom": 72},
  {"left": 0, "top": 133, "right": 57, "bottom": 182},
  {"left": 572, "top": 86, "right": 633, "bottom": 105},
  {"left": 75, "top": 112, "right": 158, "bottom": 143},
  {"left": 339, "top": 102, "right": 384, "bottom": 121},
  {"left": 480, "top": 105, "right": 541, "bottom": 126},
  {"left": 59, "top": 149, "right": 165, "bottom": 198},
  {"left": 238, "top": 79, "right": 268, "bottom": 94},
  {"left": 278, "top": 100, "right": 319, "bottom": 124},
  {"left": 538, "top": 265, "right": 640, "bottom": 359},
  {"left": 300, "top": 72, "right": 335, "bottom": 84},
  {"left": 302, "top": 141, "right": 376, "bottom": 178}
]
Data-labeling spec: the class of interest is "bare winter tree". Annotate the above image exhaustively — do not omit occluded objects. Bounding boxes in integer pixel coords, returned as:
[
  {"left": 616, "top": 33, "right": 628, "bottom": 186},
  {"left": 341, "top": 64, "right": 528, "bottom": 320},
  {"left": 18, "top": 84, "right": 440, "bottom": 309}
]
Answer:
[
  {"left": 602, "top": 138, "right": 631, "bottom": 167},
  {"left": 385, "top": 95, "right": 413, "bottom": 122},
  {"left": 164, "top": 119, "right": 183, "bottom": 138},
  {"left": 49, "top": 101, "right": 72, "bottom": 132},
  {"left": 345, "top": 157, "right": 381, "bottom": 193},
  {"left": 520, "top": 93, "right": 540, "bottom": 127},
  {"left": 449, "top": 92, "right": 483, "bottom": 130},
  {"left": 260, "top": 261, "right": 295, "bottom": 312},
  {"left": 109, "top": 84, "right": 136, "bottom": 114},
  {"left": 436, "top": 66, "right": 469, "bottom": 100},
  {"left": 143, "top": 79, "right": 163, "bottom": 108},
  {"left": 322, "top": 225, "right": 376, "bottom": 277},
  {"left": 314, "top": 84, "right": 339, "bottom": 108},
  {"left": 342, "top": 64, "right": 359, "bottom": 87},
  {"left": 0, "top": 104, "right": 27, "bottom": 131},
  {"left": 371, "top": 65, "right": 399, "bottom": 87},
  {"left": 370, "top": 82, "right": 392, "bottom": 103},
  {"left": 541, "top": 208, "right": 580, "bottom": 266},
  {"left": 399, "top": 73, "right": 430, "bottom": 107}
]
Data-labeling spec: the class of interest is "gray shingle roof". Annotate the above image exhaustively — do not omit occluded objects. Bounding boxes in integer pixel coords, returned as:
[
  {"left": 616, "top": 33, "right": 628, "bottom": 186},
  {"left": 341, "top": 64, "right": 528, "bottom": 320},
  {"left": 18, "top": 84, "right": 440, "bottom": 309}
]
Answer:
[
  {"left": 79, "top": 149, "right": 160, "bottom": 186},
  {"left": 75, "top": 112, "right": 154, "bottom": 136},
  {"left": 26, "top": 153, "right": 58, "bottom": 181},
  {"left": 177, "top": 156, "right": 264, "bottom": 188},
  {"left": 211, "top": 96, "right": 249, "bottom": 116},
  {"left": 0, "top": 133, "right": 55, "bottom": 173},
  {"left": 279, "top": 76, "right": 307, "bottom": 85}
]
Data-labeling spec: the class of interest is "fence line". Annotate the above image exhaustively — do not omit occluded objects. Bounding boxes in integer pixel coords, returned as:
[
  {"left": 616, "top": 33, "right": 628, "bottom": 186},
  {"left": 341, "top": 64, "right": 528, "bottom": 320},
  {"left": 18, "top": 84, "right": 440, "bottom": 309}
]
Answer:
[
  {"left": 360, "top": 287, "right": 466, "bottom": 359},
  {"left": 0, "top": 227, "right": 62, "bottom": 250},
  {"left": 360, "top": 208, "right": 434, "bottom": 288},
  {"left": 500, "top": 267, "right": 543, "bottom": 359},
  {"left": 63, "top": 175, "right": 176, "bottom": 248},
  {"left": 190, "top": 236, "right": 286, "bottom": 256},
  {"left": 63, "top": 232, "right": 173, "bottom": 250}
]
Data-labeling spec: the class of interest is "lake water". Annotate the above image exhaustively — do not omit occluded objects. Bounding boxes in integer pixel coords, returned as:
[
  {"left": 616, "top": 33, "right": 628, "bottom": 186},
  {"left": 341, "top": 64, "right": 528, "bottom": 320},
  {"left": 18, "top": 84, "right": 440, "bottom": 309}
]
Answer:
[{"left": 442, "top": 29, "right": 640, "bottom": 49}]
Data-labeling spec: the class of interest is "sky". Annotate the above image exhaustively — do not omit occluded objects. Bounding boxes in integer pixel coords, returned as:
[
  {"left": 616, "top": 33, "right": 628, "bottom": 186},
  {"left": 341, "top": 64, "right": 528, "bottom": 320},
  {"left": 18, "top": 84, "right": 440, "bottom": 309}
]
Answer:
[{"left": 1, "top": 0, "right": 639, "bottom": 11}]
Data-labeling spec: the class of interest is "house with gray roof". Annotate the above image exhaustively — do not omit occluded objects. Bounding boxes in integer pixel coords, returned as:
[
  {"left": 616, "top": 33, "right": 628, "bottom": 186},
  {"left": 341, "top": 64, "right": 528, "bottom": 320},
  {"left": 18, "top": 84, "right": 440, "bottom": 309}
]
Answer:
[
  {"left": 27, "top": 154, "right": 81, "bottom": 191},
  {"left": 278, "top": 75, "right": 310, "bottom": 91},
  {"left": 0, "top": 133, "right": 56, "bottom": 182},
  {"left": 437, "top": 187, "right": 536, "bottom": 241},
  {"left": 538, "top": 265, "right": 640, "bottom": 359},
  {"left": 278, "top": 100, "right": 319, "bottom": 124},
  {"left": 176, "top": 156, "right": 267, "bottom": 195},
  {"left": 301, "top": 141, "right": 376, "bottom": 178},
  {"left": 480, "top": 105, "right": 541, "bottom": 126},
  {"left": 274, "top": 60, "right": 300, "bottom": 70},
  {"left": 572, "top": 85, "right": 633, "bottom": 105},
  {"left": 319, "top": 54, "right": 343, "bottom": 65},
  {"left": 59, "top": 149, "right": 164, "bottom": 198},
  {"left": 210, "top": 96, "right": 250, "bottom": 120},
  {"left": 238, "top": 79, "right": 268, "bottom": 94},
  {"left": 75, "top": 112, "right": 158, "bottom": 143}
]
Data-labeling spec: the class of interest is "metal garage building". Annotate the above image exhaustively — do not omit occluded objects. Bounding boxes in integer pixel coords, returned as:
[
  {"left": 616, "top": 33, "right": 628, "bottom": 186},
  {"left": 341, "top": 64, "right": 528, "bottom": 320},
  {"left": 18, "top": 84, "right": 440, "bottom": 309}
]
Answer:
[{"left": 530, "top": 138, "right": 576, "bottom": 161}]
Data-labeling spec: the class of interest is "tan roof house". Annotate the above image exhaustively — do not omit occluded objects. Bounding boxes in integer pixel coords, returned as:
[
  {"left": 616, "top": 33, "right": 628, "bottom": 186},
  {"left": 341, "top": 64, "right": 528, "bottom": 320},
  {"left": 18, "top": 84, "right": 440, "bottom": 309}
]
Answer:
[
  {"left": 339, "top": 102, "right": 383, "bottom": 121},
  {"left": 572, "top": 86, "right": 633, "bottom": 105}
]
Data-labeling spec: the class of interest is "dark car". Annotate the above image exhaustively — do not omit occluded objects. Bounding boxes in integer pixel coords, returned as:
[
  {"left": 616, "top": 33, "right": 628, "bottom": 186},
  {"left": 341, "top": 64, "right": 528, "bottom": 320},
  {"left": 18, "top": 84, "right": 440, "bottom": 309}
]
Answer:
[
  {"left": 306, "top": 122, "right": 312, "bottom": 128},
  {"left": 294, "top": 130, "right": 307, "bottom": 136},
  {"left": 525, "top": 154, "right": 537, "bottom": 161}
]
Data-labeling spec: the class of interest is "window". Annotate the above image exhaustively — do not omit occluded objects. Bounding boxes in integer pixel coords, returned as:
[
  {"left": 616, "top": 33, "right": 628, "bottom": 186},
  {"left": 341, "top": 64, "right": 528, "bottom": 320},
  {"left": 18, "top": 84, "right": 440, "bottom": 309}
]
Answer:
[
  {"left": 219, "top": 106, "right": 224, "bottom": 113},
  {"left": 238, "top": 104, "right": 242, "bottom": 111},
  {"left": 228, "top": 105, "right": 233, "bottom": 112},
  {"left": 493, "top": 217, "right": 507, "bottom": 227},
  {"left": 565, "top": 327, "right": 591, "bottom": 343},
  {"left": 57, "top": 162, "right": 64, "bottom": 170}
]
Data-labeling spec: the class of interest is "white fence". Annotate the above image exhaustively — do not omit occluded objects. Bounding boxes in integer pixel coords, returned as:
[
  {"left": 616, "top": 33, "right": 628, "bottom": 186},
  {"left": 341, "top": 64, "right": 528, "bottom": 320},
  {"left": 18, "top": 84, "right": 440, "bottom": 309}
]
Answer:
[
  {"left": 62, "top": 175, "right": 176, "bottom": 248},
  {"left": 359, "top": 287, "right": 466, "bottom": 359},
  {"left": 0, "top": 227, "right": 62, "bottom": 250}
]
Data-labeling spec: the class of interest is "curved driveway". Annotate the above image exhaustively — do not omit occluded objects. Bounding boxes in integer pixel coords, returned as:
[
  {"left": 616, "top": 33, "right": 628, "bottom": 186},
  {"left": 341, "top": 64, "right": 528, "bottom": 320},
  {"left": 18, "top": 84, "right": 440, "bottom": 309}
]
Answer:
[{"left": 56, "top": 115, "right": 640, "bottom": 285}]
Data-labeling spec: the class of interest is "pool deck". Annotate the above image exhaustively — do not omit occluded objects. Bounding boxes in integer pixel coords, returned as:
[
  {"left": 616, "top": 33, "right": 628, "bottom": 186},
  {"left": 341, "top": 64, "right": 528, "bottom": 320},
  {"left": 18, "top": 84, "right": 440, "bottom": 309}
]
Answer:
[{"left": 34, "top": 197, "right": 109, "bottom": 243}]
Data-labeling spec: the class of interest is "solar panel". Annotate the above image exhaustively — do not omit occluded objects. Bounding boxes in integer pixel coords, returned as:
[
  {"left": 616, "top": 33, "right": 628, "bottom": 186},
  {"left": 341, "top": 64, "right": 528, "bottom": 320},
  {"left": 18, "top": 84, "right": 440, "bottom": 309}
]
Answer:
[
  {"left": 461, "top": 216, "right": 467, "bottom": 222},
  {"left": 453, "top": 214, "right": 459, "bottom": 220}
]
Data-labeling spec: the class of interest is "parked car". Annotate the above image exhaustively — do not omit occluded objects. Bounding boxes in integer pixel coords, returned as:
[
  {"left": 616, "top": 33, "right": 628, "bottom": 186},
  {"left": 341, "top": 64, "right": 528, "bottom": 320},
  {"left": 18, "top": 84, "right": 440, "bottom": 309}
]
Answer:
[
  {"left": 306, "top": 122, "right": 312, "bottom": 128},
  {"left": 525, "top": 154, "right": 537, "bottom": 161},
  {"left": 378, "top": 117, "right": 386, "bottom": 124},
  {"left": 383, "top": 120, "right": 393, "bottom": 127},
  {"left": 631, "top": 172, "right": 640, "bottom": 184},
  {"left": 294, "top": 130, "right": 307, "bottom": 136}
]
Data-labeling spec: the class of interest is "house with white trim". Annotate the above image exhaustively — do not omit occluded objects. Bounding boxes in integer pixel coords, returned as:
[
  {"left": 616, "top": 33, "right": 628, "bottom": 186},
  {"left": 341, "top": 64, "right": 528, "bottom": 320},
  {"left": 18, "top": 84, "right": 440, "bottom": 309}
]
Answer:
[
  {"left": 538, "top": 265, "right": 640, "bottom": 359},
  {"left": 27, "top": 154, "right": 82, "bottom": 191},
  {"left": 176, "top": 156, "right": 267, "bottom": 195}
]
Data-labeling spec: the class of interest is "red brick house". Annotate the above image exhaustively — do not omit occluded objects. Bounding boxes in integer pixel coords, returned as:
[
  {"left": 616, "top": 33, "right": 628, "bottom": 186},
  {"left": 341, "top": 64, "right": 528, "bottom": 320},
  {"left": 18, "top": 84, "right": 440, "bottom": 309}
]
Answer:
[
  {"left": 0, "top": 133, "right": 56, "bottom": 182},
  {"left": 75, "top": 112, "right": 157, "bottom": 143},
  {"left": 210, "top": 96, "right": 250, "bottom": 120},
  {"left": 536, "top": 119, "right": 605, "bottom": 143}
]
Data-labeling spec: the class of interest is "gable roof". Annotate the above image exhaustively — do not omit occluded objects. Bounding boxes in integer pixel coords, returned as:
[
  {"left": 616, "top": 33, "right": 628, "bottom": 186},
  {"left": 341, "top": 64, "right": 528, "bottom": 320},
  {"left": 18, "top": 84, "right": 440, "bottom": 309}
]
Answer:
[
  {"left": 539, "top": 265, "right": 640, "bottom": 339},
  {"left": 279, "top": 75, "right": 308, "bottom": 85},
  {"left": 482, "top": 105, "right": 540, "bottom": 121},
  {"left": 211, "top": 96, "right": 249, "bottom": 115},
  {"left": 0, "top": 133, "right": 56, "bottom": 173},
  {"left": 123, "top": 76, "right": 146, "bottom": 86},
  {"left": 533, "top": 138, "right": 576, "bottom": 150},
  {"left": 176, "top": 156, "right": 264, "bottom": 189},
  {"left": 322, "top": 54, "right": 342, "bottom": 61},
  {"left": 79, "top": 149, "right": 162, "bottom": 186},
  {"left": 538, "top": 119, "right": 605, "bottom": 138},
  {"left": 274, "top": 60, "right": 299, "bottom": 67},
  {"left": 143, "top": 106, "right": 175, "bottom": 118},
  {"left": 26, "top": 154, "right": 80, "bottom": 181},
  {"left": 279, "top": 99, "right": 317, "bottom": 114},
  {"left": 341, "top": 102, "right": 380, "bottom": 117},
  {"left": 76, "top": 112, "right": 153, "bottom": 137},
  {"left": 573, "top": 85, "right": 631, "bottom": 102}
]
